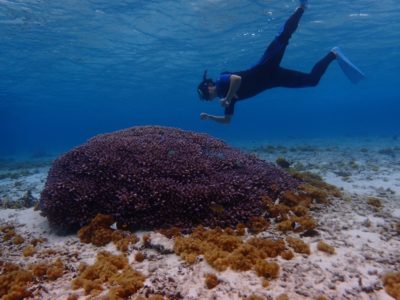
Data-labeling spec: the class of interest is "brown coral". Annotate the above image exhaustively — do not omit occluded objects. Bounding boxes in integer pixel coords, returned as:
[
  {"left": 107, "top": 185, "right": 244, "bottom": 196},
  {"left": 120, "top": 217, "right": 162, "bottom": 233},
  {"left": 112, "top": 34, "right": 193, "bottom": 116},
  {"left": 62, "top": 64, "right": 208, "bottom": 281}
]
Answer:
[
  {"left": 12, "top": 234, "right": 24, "bottom": 245},
  {"left": 266, "top": 189, "right": 318, "bottom": 235},
  {"left": 245, "top": 295, "right": 265, "bottom": 300},
  {"left": 29, "top": 263, "right": 47, "bottom": 278},
  {"left": 77, "top": 214, "right": 115, "bottom": 246},
  {"left": 143, "top": 234, "right": 151, "bottom": 246},
  {"left": 281, "top": 190, "right": 311, "bottom": 207},
  {"left": 0, "top": 225, "right": 14, "bottom": 234},
  {"left": 146, "top": 296, "right": 166, "bottom": 300},
  {"left": 2, "top": 227, "right": 16, "bottom": 241},
  {"left": 158, "top": 227, "right": 182, "bottom": 239},
  {"left": 248, "top": 216, "right": 269, "bottom": 234},
  {"left": 30, "top": 237, "right": 47, "bottom": 246},
  {"left": 254, "top": 260, "right": 279, "bottom": 279},
  {"left": 113, "top": 231, "right": 139, "bottom": 252},
  {"left": 262, "top": 279, "right": 269, "bottom": 288},
  {"left": 367, "top": 197, "right": 382, "bottom": 208},
  {"left": 277, "top": 215, "right": 317, "bottom": 233},
  {"left": 235, "top": 223, "right": 246, "bottom": 236},
  {"left": 46, "top": 258, "right": 64, "bottom": 281},
  {"left": 286, "top": 237, "right": 310, "bottom": 255},
  {"left": 280, "top": 250, "right": 294, "bottom": 260},
  {"left": 174, "top": 226, "right": 281, "bottom": 279},
  {"left": 383, "top": 272, "right": 400, "bottom": 300},
  {"left": 135, "top": 252, "right": 145, "bottom": 262},
  {"left": 295, "top": 171, "right": 342, "bottom": 200},
  {"left": 29, "top": 258, "right": 64, "bottom": 281},
  {"left": 205, "top": 273, "right": 219, "bottom": 289},
  {"left": 77, "top": 213, "right": 138, "bottom": 250},
  {"left": 0, "top": 263, "right": 34, "bottom": 300},
  {"left": 22, "top": 245, "right": 36, "bottom": 257},
  {"left": 317, "top": 241, "right": 335, "bottom": 255},
  {"left": 247, "top": 238, "right": 286, "bottom": 258},
  {"left": 268, "top": 204, "right": 290, "bottom": 221},
  {"left": 72, "top": 251, "right": 145, "bottom": 299}
]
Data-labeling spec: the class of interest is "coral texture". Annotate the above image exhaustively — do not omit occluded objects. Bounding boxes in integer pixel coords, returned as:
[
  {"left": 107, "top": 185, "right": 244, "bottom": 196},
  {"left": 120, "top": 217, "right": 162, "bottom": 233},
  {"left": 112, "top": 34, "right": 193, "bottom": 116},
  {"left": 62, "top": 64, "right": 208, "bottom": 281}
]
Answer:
[
  {"left": 367, "top": 197, "right": 382, "bottom": 208},
  {"left": 0, "top": 262, "right": 34, "bottom": 300},
  {"left": 22, "top": 245, "right": 36, "bottom": 257},
  {"left": 205, "top": 273, "right": 219, "bottom": 289},
  {"left": 286, "top": 237, "right": 310, "bottom": 255},
  {"left": 317, "top": 241, "right": 335, "bottom": 255},
  {"left": 174, "top": 226, "right": 286, "bottom": 279},
  {"left": 40, "top": 126, "right": 300, "bottom": 231},
  {"left": 383, "top": 272, "right": 400, "bottom": 300},
  {"left": 72, "top": 251, "right": 145, "bottom": 299},
  {"left": 77, "top": 213, "right": 138, "bottom": 251},
  {"left": 29, "top": 258, "right": 64, "bottom": 281}
]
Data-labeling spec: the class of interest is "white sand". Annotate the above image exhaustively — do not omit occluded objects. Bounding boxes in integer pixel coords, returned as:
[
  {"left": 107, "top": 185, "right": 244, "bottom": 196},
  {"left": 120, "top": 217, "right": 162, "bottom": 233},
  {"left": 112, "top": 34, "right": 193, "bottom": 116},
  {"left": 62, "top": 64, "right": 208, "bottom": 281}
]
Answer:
[{"left": 1, "top": 139, "right": 399, "bottom": 299}]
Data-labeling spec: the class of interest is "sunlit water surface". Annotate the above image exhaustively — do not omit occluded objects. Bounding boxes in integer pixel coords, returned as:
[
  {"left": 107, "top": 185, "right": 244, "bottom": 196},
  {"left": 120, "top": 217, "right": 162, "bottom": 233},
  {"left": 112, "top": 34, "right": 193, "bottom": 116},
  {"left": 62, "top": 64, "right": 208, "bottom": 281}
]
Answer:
[{"left": 1, "top": 0, "right": 399, "bottom": 156}]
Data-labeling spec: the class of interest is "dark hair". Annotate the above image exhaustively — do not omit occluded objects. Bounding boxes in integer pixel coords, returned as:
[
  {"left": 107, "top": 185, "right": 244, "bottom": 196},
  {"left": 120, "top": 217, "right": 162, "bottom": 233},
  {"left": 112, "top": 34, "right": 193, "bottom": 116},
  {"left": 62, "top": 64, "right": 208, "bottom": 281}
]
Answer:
[{"left": 197, "top": 70, "right": 215, "bottom": 100}]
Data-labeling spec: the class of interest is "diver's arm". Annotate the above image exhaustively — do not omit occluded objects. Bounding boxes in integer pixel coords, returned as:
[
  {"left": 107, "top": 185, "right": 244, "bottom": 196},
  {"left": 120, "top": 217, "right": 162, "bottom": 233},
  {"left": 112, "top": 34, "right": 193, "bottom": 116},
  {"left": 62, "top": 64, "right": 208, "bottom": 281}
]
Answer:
[
  {"left": 200, "top": 113, "right": 232, "bottom": 124},
  {"left": 223, "top": 74, "right": 241, "bottom": 105}
]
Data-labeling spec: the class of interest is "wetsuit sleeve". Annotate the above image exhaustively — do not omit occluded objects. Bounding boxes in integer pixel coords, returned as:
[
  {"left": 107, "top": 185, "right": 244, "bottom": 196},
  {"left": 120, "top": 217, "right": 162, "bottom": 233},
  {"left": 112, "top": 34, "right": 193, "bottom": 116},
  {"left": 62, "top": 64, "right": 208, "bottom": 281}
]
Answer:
[{"left": 216, "top": 73, "right": 231, "bottom": 98}]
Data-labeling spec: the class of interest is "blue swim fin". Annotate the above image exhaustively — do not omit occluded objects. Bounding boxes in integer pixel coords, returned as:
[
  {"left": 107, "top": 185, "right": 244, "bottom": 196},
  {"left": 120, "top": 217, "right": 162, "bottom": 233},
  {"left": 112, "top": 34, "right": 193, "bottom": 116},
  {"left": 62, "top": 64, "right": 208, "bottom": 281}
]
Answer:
[{"left": 332, "top": 47, "right": 366, "bottom": 84}]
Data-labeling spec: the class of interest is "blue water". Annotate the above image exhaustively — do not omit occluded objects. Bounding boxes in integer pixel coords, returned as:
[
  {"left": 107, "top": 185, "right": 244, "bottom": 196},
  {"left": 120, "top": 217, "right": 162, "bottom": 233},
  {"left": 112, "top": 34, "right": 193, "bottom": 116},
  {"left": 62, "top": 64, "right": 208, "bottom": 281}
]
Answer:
[{"left": 1, "top": 0, "right": 399, "bottom": 157}]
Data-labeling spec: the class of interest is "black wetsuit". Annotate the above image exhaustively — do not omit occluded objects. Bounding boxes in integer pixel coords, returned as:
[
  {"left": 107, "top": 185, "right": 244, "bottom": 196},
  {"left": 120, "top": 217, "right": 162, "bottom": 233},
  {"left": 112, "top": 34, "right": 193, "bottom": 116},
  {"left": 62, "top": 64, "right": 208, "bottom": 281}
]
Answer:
[{"left": 215, "top": 7, "right": 336, "bottom": 116}]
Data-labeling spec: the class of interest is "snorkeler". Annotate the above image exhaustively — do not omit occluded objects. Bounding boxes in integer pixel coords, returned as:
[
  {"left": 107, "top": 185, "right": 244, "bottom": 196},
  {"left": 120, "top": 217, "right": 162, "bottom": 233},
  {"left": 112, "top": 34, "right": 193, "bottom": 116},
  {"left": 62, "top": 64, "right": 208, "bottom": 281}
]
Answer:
[{"left": 198, "top": 0, "right": 365, "bottom": 124}]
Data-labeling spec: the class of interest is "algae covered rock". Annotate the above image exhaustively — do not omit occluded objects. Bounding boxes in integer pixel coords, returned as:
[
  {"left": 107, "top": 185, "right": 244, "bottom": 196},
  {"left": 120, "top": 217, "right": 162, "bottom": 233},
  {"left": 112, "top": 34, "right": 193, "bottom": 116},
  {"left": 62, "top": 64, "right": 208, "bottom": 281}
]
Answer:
[{"left": 40, "top": 126, "right": 300, "bottom": 231}]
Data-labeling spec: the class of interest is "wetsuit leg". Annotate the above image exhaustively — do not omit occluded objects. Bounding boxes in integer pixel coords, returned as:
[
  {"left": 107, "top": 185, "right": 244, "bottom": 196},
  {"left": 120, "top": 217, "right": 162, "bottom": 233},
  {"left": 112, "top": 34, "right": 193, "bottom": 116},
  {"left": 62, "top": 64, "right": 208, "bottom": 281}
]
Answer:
[
  {"left": 256, "top": 7, "right": 305, "bottom": 67},
  {"left": 270, "top": 52, "right": 336, "bottom": 88}
]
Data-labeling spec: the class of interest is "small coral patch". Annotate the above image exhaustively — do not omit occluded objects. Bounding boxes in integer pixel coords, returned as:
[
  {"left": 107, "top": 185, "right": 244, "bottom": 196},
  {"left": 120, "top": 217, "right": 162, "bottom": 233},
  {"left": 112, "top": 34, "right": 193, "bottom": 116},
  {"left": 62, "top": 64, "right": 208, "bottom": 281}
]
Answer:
[
  {"left": 72, "top": 251, "right": 145, "bottom": 299},
  {"left": 383, "top": 272, "right": 400, "bottom": 300},
  {"left": 277, "top": 215, "right": 317, "bottom": 233},
  {"left": 317, "top": 241, "right": 335, "bottom": 255},
  {"left": 77, "top": 214, "right": 138, "bottom": 251},
  {"left": 248, "top": 216, "right": 269, "bottom": 234},
  {"left": 22, "top": 245, "right": 36, "bottom": 257},
  {"left": 135, "top": 252, "right": 145, "bottom": 262},
  {"left": 174, "top": 226, "right": 284, "bottom": 280},
  {"left": 286, "top": 237, "right": 310, "bottom": 255},
  {"left": 367, "top": 197, "right": 382, "bottom": 208},
  {"left": 276, "top": 294, "right": 289, "bottom": 300},
  {"left": 0, "top": 262, "right": 34, "bottom": 299},
  {"left": 29, "top": 258, "right": 64, "bottom": 281},
  {"left": 205, "top": 273, "right": 219, "bottom": 289}
]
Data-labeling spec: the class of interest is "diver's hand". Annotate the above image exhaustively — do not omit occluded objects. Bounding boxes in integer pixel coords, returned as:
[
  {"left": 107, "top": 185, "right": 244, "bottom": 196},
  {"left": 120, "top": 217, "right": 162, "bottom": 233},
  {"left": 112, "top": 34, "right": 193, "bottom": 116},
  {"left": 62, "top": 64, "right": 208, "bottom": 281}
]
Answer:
[
  {"left": 200, "top": 112, "right": 210, "bottom": 120},
  {"left": 220, "top": 98, "right": 231, "bottom": 108}
]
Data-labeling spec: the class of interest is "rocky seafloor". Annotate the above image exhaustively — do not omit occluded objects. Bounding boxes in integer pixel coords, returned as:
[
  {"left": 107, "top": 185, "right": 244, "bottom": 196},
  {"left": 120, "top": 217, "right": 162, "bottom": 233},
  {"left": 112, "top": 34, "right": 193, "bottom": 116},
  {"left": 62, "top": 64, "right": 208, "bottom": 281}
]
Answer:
[{"left": 1, "top": 137, "right": 399, "bottom": 300}]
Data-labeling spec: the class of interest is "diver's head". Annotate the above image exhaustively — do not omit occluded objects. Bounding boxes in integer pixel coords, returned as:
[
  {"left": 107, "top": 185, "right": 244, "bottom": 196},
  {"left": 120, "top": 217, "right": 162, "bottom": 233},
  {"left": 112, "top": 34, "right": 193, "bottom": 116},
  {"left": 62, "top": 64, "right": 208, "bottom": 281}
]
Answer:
[{"left": 197, "top": 70, "right": 217, "bottom": 101}]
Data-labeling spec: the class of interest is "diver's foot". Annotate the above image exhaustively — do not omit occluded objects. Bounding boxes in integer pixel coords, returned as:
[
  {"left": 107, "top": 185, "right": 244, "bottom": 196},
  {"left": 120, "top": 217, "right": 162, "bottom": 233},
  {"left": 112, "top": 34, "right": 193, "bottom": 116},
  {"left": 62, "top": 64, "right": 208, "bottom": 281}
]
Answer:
[
  {"left": 299, "top": 0, "right": 308, "bottom": 10},
  {"left": 331, "top": 47, "right": 366, "bottom": 84},
  {"left": 331, "top": 46, "right": 341, "bottom": 57}
]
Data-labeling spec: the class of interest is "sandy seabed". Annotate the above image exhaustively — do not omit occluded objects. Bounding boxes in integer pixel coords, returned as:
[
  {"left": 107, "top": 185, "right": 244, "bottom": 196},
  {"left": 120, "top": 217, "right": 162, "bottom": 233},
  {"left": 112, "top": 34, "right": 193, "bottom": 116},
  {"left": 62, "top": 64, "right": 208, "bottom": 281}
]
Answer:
[{"left": 1, "top": 137, "right": 399, "bottom": 300}]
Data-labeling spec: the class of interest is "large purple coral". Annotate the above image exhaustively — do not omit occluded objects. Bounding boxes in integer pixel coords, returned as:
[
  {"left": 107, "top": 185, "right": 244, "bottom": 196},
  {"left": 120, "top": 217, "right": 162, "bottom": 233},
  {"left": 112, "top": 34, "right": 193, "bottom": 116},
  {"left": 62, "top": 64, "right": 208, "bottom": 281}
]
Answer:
[{"left": 40, "top": 126, "right": 300, "bottom": 231}]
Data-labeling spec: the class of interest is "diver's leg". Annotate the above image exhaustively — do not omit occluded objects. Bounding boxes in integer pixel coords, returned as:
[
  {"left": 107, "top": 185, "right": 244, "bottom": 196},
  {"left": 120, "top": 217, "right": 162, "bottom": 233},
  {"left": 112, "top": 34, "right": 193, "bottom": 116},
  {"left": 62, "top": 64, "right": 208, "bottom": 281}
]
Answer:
[
  {"left": 256, "top": 7, "right": 305, "bottom": 67},
  {"left": 271, "top": 52, "right": 336, "bottom": 87},
  {"left": 276, "top": 6, "right": 305, "bottom": 45}
]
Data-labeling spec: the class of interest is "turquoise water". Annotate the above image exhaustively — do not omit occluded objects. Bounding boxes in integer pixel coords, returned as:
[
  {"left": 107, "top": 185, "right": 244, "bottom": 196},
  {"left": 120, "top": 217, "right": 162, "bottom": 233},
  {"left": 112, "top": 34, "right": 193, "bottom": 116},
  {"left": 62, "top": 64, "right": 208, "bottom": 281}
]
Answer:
[{"left": 1, "top": 0, "right": 399, "bottom": 156}]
